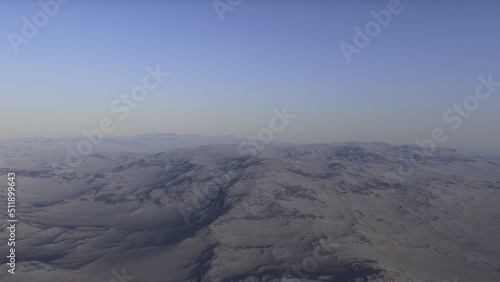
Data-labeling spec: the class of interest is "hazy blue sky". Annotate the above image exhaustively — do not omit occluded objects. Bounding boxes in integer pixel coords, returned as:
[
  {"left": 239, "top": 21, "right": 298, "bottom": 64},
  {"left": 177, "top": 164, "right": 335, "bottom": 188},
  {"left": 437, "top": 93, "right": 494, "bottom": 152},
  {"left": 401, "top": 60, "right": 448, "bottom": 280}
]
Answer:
[{"left": 1, "top": 0, "right": 499, "bottom": 149}]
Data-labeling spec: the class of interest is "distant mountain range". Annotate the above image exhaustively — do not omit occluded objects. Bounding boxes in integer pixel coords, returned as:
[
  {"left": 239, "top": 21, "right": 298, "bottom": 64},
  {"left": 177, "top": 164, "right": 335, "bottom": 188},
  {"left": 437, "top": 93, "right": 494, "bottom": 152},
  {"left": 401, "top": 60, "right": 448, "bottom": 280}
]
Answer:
[{"left": 0, "top": 133, "right": 245, "bottom": 153}]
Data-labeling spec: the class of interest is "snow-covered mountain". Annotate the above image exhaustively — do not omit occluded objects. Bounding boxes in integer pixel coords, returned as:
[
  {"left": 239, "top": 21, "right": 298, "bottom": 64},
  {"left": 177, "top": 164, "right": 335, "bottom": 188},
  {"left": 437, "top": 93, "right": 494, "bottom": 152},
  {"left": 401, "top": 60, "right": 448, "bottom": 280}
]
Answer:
[{"left": 0, "top": 139, "right": 499, "bottom": 281}]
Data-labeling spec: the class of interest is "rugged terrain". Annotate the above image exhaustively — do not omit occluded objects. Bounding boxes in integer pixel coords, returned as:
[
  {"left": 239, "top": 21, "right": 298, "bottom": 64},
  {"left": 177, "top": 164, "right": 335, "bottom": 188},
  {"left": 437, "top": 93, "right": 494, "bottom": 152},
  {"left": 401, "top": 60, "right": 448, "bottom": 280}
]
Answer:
[{"left": 0, "top": 137, "right": 499, "bottom": 281}]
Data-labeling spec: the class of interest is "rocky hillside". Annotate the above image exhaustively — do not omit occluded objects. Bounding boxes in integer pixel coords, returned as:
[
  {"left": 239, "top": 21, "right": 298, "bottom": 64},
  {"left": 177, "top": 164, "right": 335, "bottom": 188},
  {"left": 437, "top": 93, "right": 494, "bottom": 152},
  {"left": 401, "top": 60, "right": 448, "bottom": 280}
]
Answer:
[{"left": 0, "top": 142, "right": 499, "bottom": 281}]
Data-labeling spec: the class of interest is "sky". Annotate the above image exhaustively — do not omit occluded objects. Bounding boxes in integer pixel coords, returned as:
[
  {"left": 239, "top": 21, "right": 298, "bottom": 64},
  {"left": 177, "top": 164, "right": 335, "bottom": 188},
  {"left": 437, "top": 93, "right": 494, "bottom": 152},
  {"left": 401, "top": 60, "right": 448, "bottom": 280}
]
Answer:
[{"left": 1, "top": 0, "right": 499, "bottom": 150}]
